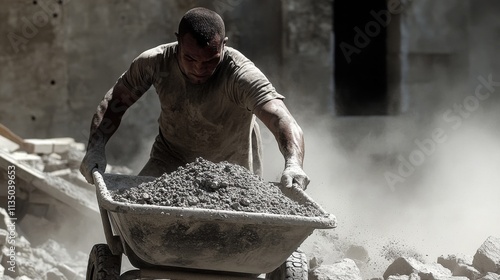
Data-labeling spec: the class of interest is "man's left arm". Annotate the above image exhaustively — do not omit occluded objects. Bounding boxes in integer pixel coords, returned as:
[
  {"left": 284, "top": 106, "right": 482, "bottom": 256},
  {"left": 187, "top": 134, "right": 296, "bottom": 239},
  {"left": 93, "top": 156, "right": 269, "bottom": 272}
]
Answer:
[{"left": 254, "top": 99, "right": 310, "bottom": 190}]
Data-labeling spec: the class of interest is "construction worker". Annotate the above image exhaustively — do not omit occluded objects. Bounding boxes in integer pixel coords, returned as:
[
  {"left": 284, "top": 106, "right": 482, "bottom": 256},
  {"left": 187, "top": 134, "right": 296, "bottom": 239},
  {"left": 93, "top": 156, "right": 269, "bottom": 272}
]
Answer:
[{"left": 80, "top": 7, "right": 310, "bottom": 190}]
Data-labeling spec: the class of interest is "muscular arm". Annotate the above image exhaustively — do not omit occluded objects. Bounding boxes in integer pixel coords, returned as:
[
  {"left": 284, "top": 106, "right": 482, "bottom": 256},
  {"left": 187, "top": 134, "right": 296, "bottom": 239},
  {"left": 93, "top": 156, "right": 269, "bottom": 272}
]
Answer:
[
  {"left": 80, "top": 79, "right": 140, "bottom": 183},
  {"left": 255, "top": 99, "right": 309, "bottom": 189},
  {"left": 87, "top": 80, "right": 140, "bottom": 149}
]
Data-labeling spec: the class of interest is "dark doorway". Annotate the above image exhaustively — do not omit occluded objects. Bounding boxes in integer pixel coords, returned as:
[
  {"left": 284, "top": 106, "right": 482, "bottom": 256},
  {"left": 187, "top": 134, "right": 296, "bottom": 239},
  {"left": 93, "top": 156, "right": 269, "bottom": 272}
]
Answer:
[{"left": 334, "top": 0, "right": 388, "bottom": 115}]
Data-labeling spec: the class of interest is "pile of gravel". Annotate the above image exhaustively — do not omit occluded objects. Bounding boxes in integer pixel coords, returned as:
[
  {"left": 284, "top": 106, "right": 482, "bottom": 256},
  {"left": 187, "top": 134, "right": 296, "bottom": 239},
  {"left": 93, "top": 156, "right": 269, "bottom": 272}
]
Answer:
[{"left": 111, "top": 158, "right": 325, "bottom": 217}]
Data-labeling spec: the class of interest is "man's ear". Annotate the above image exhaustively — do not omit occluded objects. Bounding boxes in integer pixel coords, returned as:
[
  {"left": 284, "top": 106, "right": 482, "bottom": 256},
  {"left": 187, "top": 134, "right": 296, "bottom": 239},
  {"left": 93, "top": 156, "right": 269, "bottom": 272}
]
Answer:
[
  {"left": 223, "top": 36, "right": 228, "bottom": 45},
  {"left": 175, "top": 32, "right": 180, "bottom": 41}
]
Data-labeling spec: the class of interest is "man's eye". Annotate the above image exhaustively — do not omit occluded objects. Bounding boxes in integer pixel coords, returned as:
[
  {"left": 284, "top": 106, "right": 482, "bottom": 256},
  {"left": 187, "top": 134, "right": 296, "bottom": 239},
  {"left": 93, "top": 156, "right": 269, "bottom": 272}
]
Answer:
[{"left": 205, "top": 58, "right": 218, "bottom": 65}]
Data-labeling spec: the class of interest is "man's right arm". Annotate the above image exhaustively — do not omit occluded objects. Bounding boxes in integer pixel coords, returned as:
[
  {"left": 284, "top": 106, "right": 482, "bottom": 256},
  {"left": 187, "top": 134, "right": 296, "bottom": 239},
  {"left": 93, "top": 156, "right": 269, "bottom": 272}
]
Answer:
[{"left": 80, "top": 79, "right": 141, "bottom": 183}]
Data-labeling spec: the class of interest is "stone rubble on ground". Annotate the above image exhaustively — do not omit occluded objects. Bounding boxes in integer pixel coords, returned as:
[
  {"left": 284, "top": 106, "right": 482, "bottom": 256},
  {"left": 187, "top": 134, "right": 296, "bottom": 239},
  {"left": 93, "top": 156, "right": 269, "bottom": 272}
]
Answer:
[
  {"left": 307, "top": 236, "right": 500, "bottom": 280},
  {"left": 386, "top": 273, "right": 421, "bottom": 280},
  {"left": 309, "top": 258, "right": 363, "bottom": 280},
  {"left": 438, "top": 254, "right": 482, "bottom": 279},
  {"left": 0, "top": 208, "right": 87, "bottom": 280},
  {"left": 2, "top": 136, "right": 500, "bottom": 280},
  {"left": 473, "top": 236, "right": 500, "bottom": 274},
  {"left": 382, "top": 256, "right": 453, "bottom": 279},
  {"left": 0, "top": 135, "right": 133, "bottom": 279},
  {"left": 478, "top": 272, "right": 500, "bottom": 280}
]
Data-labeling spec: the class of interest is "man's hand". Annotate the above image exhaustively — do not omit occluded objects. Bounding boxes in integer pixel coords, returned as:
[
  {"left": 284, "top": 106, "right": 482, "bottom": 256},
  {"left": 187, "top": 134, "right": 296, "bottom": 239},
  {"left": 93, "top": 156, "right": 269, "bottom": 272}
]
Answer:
[
  {"left": 281, "top": 162, "right": 310, "bottom": 190},
  {"left": 80, "top": 147, "right": 107, "bottom": 184}
]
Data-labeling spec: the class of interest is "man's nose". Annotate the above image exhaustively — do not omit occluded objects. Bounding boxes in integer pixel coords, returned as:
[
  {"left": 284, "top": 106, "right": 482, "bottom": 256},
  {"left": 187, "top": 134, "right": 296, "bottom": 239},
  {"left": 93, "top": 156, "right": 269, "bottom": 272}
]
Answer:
[{"left": 194, "top": 62, "right": 209, "bottom": 73}]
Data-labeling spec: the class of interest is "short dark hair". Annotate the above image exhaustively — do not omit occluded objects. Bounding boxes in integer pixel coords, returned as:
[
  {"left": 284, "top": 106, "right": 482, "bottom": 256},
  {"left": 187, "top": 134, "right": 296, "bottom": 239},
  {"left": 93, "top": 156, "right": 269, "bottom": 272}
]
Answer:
[{"left": 178, "top": 7, "right": 225, "bottom": 46}]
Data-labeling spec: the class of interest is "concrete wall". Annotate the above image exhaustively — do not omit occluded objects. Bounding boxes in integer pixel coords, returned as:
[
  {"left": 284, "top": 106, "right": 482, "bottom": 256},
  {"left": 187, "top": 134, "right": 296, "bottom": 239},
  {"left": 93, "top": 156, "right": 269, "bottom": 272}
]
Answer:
[
  {"left": 334, "top": 0, "right": 500, "bottom": 148},
  {"left": 399, "top": 0, "right": 471, "bottom": 119},
  {"left": 0, "top": 0, "right": 332, "bottom": 172},
  {"left": 2, "top": 0, "right": 499, "bottom": 171}
]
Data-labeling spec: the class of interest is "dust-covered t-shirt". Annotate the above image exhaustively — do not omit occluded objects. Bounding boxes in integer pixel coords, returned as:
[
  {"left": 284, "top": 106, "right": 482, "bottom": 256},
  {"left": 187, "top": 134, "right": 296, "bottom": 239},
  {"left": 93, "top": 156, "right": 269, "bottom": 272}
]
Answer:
[{"left": 120, "top": 42, "right": 284, "bottom": 171}]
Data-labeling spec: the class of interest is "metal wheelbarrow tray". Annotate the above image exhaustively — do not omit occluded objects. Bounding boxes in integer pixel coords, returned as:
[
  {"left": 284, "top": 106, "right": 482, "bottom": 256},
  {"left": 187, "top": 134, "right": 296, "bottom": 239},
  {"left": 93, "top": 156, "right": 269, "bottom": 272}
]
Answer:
[{"left": 93, "top": 171, "right": 337, "bottom": 278}]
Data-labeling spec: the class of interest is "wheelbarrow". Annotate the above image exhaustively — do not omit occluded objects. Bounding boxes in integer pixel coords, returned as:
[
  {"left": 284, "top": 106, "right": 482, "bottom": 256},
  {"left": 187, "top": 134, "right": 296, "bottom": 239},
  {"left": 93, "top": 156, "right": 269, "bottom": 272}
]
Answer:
[{"left": 87, "top": 170, "right": 337, "bottom": 280}]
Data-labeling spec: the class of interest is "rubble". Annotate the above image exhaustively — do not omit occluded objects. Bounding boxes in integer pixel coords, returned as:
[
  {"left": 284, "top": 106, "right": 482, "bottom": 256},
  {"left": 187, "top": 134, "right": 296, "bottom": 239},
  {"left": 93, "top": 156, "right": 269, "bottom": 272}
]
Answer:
[
  {"left": 386, "top": 274, "right": 420, "bottom": 280},
  {"left": 0, "top": 207, "right": 87, "bottom": 280},
  {"left": 473, "top": 236, "right": 500, "bottom": 274},
  {"left": 0, "top": 132, "right": 131, "bottom": 280},
  {"left": 438, "top": 254, "right": 481, "bottom": 279},
  {"left": 383, "top": 257, "right": 452, "bottom": 279},
  {"left": 1, "top": 129, "right": 500, "bottom": 279},
  {"left": 309, "top": 258, "right": 363, "bottom": 280},
  {"left": 478, "top": 272, "right": 500, "bottom": 280}
]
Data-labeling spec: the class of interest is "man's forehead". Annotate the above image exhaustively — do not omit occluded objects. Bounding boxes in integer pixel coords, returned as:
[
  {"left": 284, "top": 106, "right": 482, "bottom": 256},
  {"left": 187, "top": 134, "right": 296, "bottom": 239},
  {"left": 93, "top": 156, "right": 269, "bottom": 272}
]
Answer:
[
  {"left": 180, "top": 33, "right": 223, "bottom": 58},
  {"left": 182, "top": 33, "right": 222, "bottom": 48}
]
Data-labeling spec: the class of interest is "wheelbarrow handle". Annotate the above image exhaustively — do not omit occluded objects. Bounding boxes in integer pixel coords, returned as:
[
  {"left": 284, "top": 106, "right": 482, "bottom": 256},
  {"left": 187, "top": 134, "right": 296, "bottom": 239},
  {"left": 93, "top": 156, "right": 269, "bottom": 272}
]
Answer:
[{"left": 92, "top": 167, "right": 100, "bottom": 176}]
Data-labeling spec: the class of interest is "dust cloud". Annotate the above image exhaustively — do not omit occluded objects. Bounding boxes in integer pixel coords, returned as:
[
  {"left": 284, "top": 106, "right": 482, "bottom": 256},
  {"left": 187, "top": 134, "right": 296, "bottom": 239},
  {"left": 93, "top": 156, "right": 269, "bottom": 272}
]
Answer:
[{"left": 259, "top": 98, "right": 500, "bottom": 277}]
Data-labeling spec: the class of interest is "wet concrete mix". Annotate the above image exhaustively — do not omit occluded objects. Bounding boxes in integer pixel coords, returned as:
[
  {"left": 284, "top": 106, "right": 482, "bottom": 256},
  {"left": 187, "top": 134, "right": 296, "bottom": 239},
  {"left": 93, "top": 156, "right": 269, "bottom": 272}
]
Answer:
[{"left": 111, "top": 158, "right": 324, "bottom": 217}]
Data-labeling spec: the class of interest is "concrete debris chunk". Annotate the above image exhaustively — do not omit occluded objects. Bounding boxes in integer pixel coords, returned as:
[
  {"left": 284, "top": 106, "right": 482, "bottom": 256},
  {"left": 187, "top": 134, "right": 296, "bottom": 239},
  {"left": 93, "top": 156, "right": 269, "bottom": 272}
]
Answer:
[
  {"left": 0, "top": 229, "right": 8, "bottom": 248},
  {"left": 473, "top": 236, "right": 500, "bottom": 274},
  {"left": 56, "top": 263, "right": 81, "bottom": 280},
  {"left": 309, "top": 258, "right": 362, "bottom": 280},
  {"left": 0, "top": 208, "right": 11, "bottom": 232},
  {"left": 383, "top": 257, "right": 452, "bottom": 280},
  {"left": 23, "top": 139, "right": 54, "bottom": 154},
  {"left": 0, "top": 135, "right": 20, "bottom": 153},
  {"left": 10, "top": 152, "right": 44, "bottom": 171},
  {"left": 309, "top": 256, "right": 323, "bottom": 270},
  {"left": 23, "top": 138, "right": 76, "bottom": 155},
  {"left": 60, "top": 148, "right": 85, "bottom": 169},
  {"left": 478, "top": 272, "right": 500, "bottom": 280},
  {"left": 0, "top": 227, "right": 86, "bottom": 280},
  {"left": 45, "top": 267, "right": 69, "bottom": 280},
  {"left": 387, "top": 273, "right": 421, "bottom": 280},
  {"left": 438, "top": 254, "right": 481, "bottom": 279},
  {"left": 42, "top": 153, "right": 69, "bottom": 172},
  {"left": 51, "top": 138, "right": 76, "bottom": 154}
]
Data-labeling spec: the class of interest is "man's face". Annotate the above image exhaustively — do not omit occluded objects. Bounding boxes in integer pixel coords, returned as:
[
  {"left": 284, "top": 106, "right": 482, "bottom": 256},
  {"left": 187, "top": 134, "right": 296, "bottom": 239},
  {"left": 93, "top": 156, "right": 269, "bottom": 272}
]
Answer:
[{"left": 177, "top": 33, "right": 226, "bottom": 84}]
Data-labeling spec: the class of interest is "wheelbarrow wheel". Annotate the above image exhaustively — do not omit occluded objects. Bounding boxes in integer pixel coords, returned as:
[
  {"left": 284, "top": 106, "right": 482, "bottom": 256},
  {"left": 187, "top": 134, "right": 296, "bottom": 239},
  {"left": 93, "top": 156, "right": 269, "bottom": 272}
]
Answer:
[
  {"left": 86, "top": 244, "right": 121, "bottom": 280},
  {"left": 266, "top": 249, "right": 308, "bottom": 280}
]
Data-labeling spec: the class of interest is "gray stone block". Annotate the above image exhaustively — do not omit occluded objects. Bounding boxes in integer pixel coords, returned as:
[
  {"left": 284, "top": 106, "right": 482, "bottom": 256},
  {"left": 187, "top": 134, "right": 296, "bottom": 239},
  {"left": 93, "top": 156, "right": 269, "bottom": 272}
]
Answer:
[
  {"left": 473, "top": 236, "right": 500, "bottom": 273},
  {"left": 438, "top": 254, "right": 481, "bottom": 279},
  {"left": 384, "top": 257, "right": 452, "bottom": 280},
  {"left": 310, "top": 259, "right": 362, "bottom": 280}
]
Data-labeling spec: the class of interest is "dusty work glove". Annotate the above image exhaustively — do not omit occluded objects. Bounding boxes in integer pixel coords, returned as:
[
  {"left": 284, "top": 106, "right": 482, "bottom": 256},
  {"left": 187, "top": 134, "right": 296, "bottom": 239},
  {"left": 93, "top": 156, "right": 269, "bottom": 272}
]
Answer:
[
  {"left": 80, "top": 147, "right": 107, "bottom": 184},
  {"left": 281, "top": 163, "right": 310, "bottom": 190}
]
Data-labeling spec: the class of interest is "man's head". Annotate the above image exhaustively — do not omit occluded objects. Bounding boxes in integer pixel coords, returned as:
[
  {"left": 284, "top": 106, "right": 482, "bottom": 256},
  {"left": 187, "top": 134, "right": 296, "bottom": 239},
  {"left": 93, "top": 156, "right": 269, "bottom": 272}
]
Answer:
[{"left": 176, "top": 7, "right": 228, "bottom": 84}]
